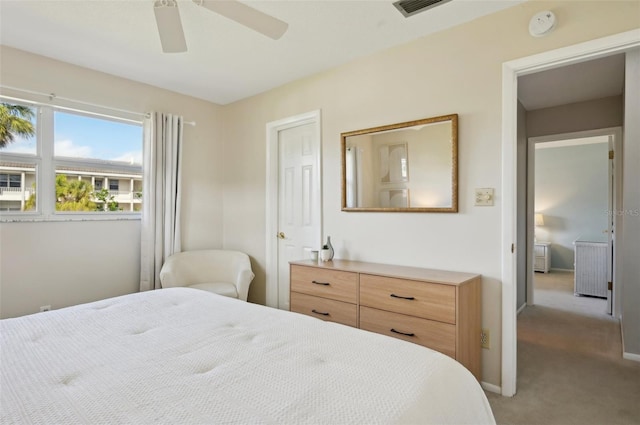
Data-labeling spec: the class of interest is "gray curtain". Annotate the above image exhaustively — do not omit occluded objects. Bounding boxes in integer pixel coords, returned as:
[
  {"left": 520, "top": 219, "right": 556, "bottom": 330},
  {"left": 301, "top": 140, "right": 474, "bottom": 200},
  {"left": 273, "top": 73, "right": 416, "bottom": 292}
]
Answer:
[{"left": 140, "top": 112, "right": 183, "bottom": 291}]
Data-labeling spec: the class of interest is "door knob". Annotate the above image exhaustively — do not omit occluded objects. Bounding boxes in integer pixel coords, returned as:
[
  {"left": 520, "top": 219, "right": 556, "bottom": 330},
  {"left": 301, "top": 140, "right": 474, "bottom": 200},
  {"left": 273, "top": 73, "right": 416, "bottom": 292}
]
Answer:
[{"left": 277, "top": 232, "right": 286, "bottom": 239}]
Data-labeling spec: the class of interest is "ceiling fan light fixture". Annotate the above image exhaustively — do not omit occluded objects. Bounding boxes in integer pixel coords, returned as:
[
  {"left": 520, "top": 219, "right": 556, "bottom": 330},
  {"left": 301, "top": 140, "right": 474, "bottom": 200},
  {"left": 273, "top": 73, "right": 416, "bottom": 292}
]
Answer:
[
  {"left": 193, "top": 0, "right": 288, "bottom": 40},
  {"left": 153, "top": 0, "right": 188, "bottom": 53}
]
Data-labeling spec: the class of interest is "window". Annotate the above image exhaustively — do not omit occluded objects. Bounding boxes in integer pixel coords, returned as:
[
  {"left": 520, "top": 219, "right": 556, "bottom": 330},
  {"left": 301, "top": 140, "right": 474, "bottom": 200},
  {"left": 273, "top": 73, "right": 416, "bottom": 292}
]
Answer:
[
  {"left": 0, "top": 100, "right": 143, "bottom": 219},
  {"left": 0, "top": 174, "right": 22, "bottom": 188}
]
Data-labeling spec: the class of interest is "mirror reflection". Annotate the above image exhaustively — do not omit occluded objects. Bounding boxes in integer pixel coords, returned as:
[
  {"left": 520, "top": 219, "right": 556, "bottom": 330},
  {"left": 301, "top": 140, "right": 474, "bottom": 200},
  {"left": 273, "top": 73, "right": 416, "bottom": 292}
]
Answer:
[{"left": 341, "top": 114, "right": 458, "bottom": 212}]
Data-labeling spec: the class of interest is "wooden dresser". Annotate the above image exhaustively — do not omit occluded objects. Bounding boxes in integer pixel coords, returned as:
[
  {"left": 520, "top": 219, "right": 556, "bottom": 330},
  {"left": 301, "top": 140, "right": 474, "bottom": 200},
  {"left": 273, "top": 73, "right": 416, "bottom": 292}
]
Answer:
[{"left": 289, "top": 259, "right": 481, "bottom": 380}]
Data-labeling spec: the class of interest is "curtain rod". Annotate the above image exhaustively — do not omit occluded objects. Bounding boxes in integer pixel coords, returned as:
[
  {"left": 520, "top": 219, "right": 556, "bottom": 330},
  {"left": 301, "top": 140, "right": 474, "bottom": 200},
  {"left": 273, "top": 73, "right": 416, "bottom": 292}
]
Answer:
[{"left": 0, "top": 85, "right": 196, "bottom": 126}]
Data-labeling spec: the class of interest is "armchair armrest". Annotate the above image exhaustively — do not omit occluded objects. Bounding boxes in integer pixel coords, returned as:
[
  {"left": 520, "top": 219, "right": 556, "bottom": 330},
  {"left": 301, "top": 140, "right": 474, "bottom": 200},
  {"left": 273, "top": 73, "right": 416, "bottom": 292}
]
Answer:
[{"left": 236, "top": 268, "right": 256, "bottom": 302}]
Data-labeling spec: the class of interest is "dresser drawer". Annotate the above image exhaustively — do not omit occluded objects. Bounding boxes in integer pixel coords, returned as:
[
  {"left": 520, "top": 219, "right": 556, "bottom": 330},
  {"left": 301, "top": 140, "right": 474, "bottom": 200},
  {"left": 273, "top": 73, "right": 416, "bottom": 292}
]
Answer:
[
  {"left": 360, "top": 274, "right": 456, "bottom": 324},
  {"left": 360, "top": 306, "right": 456, "bottom": 357},
  {"left": 290, "top": 265, "right": 357, "bottom": 303},
  {"left": 290, "top": 292, "right": 357, "bottom": 327}
]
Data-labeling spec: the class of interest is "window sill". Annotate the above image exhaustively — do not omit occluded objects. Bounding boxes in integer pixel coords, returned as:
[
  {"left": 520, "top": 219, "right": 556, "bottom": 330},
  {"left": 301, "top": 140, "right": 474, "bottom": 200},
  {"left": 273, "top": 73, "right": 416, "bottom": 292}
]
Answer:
[{"left": 0, "top": 213, "right": 141, "bottom": 223}]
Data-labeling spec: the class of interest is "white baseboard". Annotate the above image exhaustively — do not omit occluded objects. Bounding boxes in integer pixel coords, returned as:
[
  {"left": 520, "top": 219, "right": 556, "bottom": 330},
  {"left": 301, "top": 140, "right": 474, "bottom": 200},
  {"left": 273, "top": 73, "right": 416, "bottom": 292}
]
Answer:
[
  {"left": 517, "top": 303, "right": 526, "bottom": 315},
  {"left": 550, "top": 268, "right": 574, "bottom": 273},
  {"left": 481, "top": 381, "right": 501, "bottom": 394},
  {"left": 620, "top": 318, "right": 640, "bottom": 362}
]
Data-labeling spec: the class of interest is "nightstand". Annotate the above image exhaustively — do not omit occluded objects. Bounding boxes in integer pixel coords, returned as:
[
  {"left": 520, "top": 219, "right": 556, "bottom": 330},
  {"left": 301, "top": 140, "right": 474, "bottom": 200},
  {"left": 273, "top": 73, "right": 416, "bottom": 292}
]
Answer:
[{"left": 534, "top": 242, "right": 551, "bottom": 273}]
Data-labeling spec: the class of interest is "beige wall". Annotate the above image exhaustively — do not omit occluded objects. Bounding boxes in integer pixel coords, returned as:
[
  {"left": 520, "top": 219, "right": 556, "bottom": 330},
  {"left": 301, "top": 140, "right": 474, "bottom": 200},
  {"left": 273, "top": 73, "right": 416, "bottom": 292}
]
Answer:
[
  {"left": 0, "top": 220, "right": 141, "bottom": 317},
  {"left": 221, "top": 1, "right": 639, "bottom": 388},
  {"left": 0, "top": 47, "right": 226, "bottom": 318}
]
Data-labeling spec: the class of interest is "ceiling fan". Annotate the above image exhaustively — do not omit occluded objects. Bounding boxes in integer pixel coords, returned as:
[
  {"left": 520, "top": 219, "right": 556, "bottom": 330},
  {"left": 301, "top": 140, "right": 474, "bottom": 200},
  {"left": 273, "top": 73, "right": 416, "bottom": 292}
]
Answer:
[{"left": 153, "top": 0, "right": 288, "bottom": 53}]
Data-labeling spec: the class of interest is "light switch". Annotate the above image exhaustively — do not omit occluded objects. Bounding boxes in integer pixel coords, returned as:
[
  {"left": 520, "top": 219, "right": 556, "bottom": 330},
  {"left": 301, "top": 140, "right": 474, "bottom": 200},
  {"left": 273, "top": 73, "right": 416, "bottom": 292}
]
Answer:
[{"left": 475, "top": 188, "right": 494, "bottom": 206}]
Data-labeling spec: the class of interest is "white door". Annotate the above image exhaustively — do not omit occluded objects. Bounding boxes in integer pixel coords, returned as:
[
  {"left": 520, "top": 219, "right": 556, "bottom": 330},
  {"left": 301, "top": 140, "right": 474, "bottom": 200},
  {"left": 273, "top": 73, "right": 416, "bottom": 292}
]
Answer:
[
  {"left": 266, "top": 111, "right": 321, "bottom": 310},
  {"left": 276, "top": 123, "right": 320, "bottom": 309}
]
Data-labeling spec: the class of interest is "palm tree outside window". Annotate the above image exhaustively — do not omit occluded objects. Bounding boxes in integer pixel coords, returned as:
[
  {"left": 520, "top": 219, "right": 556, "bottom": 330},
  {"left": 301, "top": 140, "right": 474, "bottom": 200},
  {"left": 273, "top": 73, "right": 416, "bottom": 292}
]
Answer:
[{"left": 0, "top": 103, "right": 35, "bottom": 148}]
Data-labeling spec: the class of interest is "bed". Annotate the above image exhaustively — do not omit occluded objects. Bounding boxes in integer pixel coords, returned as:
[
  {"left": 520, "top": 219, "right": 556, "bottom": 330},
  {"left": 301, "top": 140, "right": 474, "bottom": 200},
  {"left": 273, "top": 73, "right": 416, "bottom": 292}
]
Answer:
[{"left": 1, "top": 288, "right": 495, "bottom": 424}]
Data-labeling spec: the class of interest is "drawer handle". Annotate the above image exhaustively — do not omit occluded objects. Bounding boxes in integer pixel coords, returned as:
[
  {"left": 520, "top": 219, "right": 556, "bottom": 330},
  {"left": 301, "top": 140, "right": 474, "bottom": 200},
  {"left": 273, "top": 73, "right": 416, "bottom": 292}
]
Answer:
[
  {"left": 312, "top": 280, "right": 330, "bottom": 286},
  {"left": 311, "top": 309, "right": 330, "bottom": 316},
  {"left": 391, "top": 328, "right": 415, "bottom": 337},
  {"left": 390, "top": 293, "right": 415, "bottom": 300}
]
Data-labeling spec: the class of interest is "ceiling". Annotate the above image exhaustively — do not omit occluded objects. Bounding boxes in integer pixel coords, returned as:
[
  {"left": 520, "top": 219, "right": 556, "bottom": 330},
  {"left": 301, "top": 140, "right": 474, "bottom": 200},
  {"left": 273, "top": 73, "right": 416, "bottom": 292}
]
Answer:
[
  {"left": 0, "top": 0, "right": 524, "bottom": 105},
  {"left": 518, "top": 53, "right": 626, "bottom": 111}
]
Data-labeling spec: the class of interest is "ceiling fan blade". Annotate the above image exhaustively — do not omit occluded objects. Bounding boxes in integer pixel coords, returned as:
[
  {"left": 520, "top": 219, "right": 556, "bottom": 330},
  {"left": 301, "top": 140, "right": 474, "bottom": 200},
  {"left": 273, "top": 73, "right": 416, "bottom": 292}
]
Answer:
[
  {"left": 153, "top": 0, "right": 188, "bottom": 53},
  {"left": 194, "top": 0, "right": 288, "bottom": 40}
]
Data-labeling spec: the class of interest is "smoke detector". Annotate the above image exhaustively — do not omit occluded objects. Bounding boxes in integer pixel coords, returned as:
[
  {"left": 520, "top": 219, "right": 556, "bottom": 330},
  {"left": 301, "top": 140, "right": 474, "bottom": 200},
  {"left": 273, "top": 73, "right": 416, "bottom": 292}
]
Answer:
[{"left": 529, "top": 11, "right": 556, "bottom": 37}]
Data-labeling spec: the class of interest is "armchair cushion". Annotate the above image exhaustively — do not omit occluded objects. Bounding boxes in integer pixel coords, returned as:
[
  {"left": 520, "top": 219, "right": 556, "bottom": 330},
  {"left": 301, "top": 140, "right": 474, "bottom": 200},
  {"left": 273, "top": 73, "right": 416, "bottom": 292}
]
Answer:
[
  {"left": 188, "top": 282, "right": 238, "bottom": 299},
  {"left": 159, "top": 250, "right": 255, "bottom": 301}
]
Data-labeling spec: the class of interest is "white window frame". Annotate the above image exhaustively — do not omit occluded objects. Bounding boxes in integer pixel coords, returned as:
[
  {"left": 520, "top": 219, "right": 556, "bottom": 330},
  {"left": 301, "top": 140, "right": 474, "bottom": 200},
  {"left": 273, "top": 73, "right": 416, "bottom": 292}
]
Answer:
[{"left": 0, "top": 100, "right": 143, "bottom": 222}]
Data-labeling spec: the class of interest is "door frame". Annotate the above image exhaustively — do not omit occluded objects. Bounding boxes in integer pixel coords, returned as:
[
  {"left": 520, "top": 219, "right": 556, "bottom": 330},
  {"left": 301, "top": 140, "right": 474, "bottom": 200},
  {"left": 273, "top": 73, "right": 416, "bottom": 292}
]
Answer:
[
  {"left": 501, "top": 29, "right": 639, "bottom": 397},
  {"left": 265, "top": 110, "right": 322, "bottom": 309},
  {"left": 526, "top": 128, "right": 622, "bottom": 312}
]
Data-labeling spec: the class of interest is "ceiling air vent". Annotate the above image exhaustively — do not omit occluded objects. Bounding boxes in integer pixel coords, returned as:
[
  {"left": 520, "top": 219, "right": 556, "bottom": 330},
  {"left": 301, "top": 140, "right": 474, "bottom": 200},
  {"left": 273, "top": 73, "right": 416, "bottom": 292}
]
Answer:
[{"left": 393, "top": 0, "right": 453, "bottom": 18}]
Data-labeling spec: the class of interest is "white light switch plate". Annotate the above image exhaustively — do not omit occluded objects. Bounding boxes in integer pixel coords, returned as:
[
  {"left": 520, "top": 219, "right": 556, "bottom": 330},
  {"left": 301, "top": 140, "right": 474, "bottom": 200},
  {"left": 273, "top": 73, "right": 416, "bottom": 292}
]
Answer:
[{"left": 475, "top": 188, "right": 494, "bottom": 206}]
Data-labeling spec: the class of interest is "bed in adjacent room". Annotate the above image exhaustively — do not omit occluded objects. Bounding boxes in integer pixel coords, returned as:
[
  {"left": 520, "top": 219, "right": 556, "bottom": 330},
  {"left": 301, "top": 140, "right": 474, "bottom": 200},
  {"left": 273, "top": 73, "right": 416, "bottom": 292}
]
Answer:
[{"left": 1, "top": 287, "right": 495, "bottom": 424}]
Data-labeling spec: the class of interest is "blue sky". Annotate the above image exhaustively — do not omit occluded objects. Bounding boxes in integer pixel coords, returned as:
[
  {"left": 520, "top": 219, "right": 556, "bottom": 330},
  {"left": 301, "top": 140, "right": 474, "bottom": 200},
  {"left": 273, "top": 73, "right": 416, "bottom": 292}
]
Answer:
[
  {"left": 1, "top": 107, "right": 143, "bottom": 165},
  {"left": 54, "top": 112, "right": 143, "bottom": 164}
]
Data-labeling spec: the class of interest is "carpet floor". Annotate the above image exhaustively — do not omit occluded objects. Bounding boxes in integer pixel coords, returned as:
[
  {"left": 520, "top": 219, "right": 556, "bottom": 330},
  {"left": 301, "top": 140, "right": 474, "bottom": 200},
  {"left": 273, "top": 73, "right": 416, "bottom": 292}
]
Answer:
[{"left": 485, "top": 270, "right": 640, "bottom": 425}]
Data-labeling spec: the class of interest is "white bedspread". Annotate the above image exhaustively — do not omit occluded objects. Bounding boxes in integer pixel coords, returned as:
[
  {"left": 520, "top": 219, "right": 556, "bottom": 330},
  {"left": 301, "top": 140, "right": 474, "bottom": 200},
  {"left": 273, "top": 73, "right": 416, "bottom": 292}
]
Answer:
[{"left": 1, "top": 288, "right": 495, "bottom": 424}]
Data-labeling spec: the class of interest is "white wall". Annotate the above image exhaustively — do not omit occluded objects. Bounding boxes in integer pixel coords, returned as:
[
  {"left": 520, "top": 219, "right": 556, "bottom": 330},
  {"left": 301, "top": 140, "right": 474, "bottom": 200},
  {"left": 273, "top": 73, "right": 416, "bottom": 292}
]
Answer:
[
  {"left": 220, "top": 1, "right": 640, "bottom": 387},
  {"left": 0, "top": 47, "right": 226, "bottom": 318},
  {"left": 535, "top": 143, "right": 609, "bottom": 270}
]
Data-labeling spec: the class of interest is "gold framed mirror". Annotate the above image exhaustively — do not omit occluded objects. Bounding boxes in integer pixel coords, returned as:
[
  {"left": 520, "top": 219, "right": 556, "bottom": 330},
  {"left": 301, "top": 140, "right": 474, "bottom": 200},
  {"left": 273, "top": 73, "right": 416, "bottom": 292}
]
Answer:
[{"left": 341, "top": 114, "right": 458, "bottom": 212}]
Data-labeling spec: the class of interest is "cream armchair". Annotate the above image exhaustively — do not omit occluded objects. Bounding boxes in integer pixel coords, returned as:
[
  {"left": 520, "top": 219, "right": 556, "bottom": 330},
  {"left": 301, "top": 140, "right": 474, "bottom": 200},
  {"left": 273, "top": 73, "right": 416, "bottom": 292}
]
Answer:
[{"left": 159, "top": 250, "right": 255, "bottom": 301}]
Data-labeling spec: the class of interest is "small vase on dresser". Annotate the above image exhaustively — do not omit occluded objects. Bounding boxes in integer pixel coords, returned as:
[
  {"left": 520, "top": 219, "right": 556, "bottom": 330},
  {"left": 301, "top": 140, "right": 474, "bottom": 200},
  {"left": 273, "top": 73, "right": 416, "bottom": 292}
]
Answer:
[{"left": 325, "top": 236, "right": 334, "bottom": 260}]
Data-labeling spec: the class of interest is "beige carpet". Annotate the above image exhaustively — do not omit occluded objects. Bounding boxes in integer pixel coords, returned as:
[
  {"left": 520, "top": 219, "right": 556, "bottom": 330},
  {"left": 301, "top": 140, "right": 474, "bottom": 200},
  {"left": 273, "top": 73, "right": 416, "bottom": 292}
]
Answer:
[{"left": 485, "top": 270, "right": 640, "bottom": 425}]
